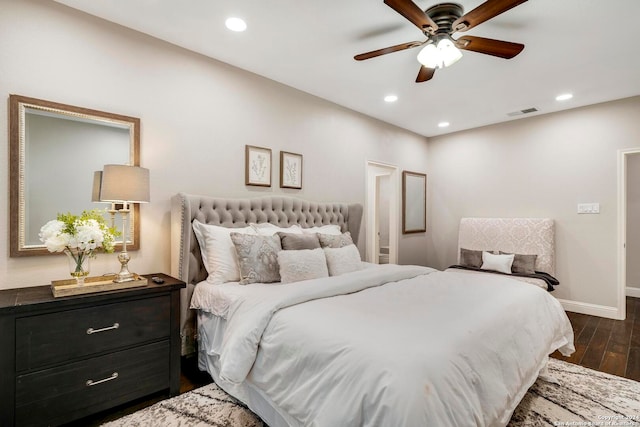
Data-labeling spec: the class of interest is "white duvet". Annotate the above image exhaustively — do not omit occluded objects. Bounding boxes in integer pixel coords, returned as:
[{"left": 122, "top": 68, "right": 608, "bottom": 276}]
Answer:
[{"left": 202, "top": 264, "right": 575, "bottom": 427}]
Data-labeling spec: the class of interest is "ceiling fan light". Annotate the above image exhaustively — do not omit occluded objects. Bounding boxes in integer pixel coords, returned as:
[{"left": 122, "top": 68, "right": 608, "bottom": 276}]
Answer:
[
  {"left": 437, "top": 39, "right": 462, "bottom": 68},
  {"left": 417, "top": 44, "right": 440, "bottom": 69},
  {"left": 417, "top": 38, "right": 462, "bottom": 69}
]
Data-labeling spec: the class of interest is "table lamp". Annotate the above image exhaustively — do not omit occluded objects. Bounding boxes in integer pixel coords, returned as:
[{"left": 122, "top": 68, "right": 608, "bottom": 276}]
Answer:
[{"left": 96, "top": 165, "right": 150, "bottom": 283}]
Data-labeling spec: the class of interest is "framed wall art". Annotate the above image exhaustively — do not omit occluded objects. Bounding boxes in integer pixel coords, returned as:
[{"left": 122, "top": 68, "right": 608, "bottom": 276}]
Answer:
[
  {"left": 245, "top": 145, "right": 272, "bottom": 187},
  {"left": 280, "top": 151, "right": 303, "bottom": 189},
  {"left": 402, "top": 170, "right": 426, "bottom": 234}
]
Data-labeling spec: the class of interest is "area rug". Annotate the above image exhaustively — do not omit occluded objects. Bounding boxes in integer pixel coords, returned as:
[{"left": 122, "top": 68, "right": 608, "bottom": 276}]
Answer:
[{"left": 102, "top": 359, "right": 640, "bottom": 427}]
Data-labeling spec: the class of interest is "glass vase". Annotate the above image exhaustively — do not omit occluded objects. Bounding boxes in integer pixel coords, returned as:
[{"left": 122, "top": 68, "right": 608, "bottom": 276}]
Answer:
[{"left": 64, "top": 248, "right": 90, "bottom": 286}]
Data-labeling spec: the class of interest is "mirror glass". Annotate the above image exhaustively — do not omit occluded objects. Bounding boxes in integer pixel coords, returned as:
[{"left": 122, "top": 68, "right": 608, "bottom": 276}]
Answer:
[
  {"left": 10, "top": 95, "right": 140, "bottom": 256},
  {"left": 402, "top": 171, "right": 426, "bottom": 234}
]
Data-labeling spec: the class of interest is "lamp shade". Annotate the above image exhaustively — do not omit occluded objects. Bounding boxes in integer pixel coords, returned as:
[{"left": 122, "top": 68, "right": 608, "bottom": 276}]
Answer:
[{"left": 99, "top": 165, "right": 150, "bottom": 203}]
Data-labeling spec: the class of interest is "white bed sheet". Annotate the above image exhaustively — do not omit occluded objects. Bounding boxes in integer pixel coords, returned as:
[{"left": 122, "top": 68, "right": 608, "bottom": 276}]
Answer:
[
  {"left": 191, "top": 280, "right": 271, "bottom": 318},
  {"left": 197, "top": 264, "right": 574, "bottom": 427},
  {"left": 191, "top": 262, "right": 378, "bottom": 318}
]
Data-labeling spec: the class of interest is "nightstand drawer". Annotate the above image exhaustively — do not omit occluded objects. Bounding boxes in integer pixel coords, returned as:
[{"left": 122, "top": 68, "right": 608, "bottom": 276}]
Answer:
[
  {"left": 16, "top": 294, "right": 170, "bottom": 371},
  {"left": 15, "top": 340, "right": 170, "bottom": 427}
]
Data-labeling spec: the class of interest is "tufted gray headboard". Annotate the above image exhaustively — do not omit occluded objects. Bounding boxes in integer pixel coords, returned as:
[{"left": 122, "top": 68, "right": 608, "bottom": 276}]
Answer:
[{"left": 170, "top": 192, "right": 363, "bottom": 354}]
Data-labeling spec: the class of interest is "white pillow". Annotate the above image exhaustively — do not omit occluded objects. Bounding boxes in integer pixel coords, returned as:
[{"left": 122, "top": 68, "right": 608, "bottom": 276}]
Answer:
[
  {"left": 192, "top": 220, "right": 256, "bottom": 284},
  {"left": 251, "top": 223, "right": 303, "bottom": 236},
  {"left": 302, "top": 224, "right": 342, "bottom": 235},
  {"left": 324, "top": 245, "right": 363, "bottom": 276},
  {"left": 277, "top": 248, "right": 329, "bottom": 284},
  {"left": 481, "top": 251, "right": 515, "bottom": 275}
]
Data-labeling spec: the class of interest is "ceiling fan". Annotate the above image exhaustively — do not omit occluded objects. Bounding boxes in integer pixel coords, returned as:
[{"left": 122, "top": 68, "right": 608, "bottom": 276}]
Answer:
[{"left": 354, "top": 0, "right": 528, "bottom": 82}]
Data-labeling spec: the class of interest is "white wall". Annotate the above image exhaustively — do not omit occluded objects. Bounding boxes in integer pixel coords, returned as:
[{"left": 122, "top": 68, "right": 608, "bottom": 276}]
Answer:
[
  {"left": 0, "top": 0, "right": 430, "bottom": 289},
  {"left": 627, "top": 153, "right": 640, "bottom": 288},
  {"left": 427, "top": 96, "right": 640, "bottom": 313}
]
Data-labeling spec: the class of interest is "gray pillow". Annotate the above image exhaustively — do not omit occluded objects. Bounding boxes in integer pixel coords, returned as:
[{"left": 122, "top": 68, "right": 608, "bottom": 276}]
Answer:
[
  {"left": 318, "top": 231, "right": 354, "bottom": 249},
  {"left": 230, "top": 233, "right": 282, "bottom": 285},
  {"left": 500, "top": 251, "right": 537, "bottom": 274},
  {"left": 277, "top": 232, "right": 321, "bottom": 250},
  {"left": 460, "top": 248, "right": 483, "bottom": 268}
]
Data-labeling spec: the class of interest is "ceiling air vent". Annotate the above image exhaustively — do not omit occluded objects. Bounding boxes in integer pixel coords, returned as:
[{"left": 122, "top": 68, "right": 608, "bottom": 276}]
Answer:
[{"left": 507, "top": 107, "right": 539, "bottom": 117}]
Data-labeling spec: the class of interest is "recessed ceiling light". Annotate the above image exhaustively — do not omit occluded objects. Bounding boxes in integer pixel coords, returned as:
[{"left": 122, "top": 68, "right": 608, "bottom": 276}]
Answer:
[
  {"left": 384, "top": 95, "right": 398, "bottom": 103},
  {"left": 438, "top": 121, "right": 450, "bottom": 128},
  {"left": 225, "top": 17, "right": 247, "bottom": 32},
  {"left": 555, "top": 93, "right": 573, "bottom": 101}
]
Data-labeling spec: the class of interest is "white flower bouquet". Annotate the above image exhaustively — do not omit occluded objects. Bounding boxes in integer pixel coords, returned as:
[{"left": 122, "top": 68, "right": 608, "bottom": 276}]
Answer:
[{"left": 39, "top": 210, "right": 119, "bottom": 283}]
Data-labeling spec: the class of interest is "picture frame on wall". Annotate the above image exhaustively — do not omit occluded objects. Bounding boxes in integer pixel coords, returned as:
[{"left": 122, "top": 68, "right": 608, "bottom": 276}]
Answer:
[
  {"left": 280, "top": 151, "right": 303, "bottom": 189},
  {"left": 245, "top": 145, "right": 272, "bottom": 187},
  {"left": 402, "top": 170, "right": 426, "bottom": 234}
]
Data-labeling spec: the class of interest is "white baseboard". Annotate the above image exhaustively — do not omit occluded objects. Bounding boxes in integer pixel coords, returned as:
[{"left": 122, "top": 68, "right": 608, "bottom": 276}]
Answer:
[
  {"left": 626, "top": 286, "right": 640, "bottom": 298},
  {"left": 557, "top": 298, "right": 622, "bottom": 320}
]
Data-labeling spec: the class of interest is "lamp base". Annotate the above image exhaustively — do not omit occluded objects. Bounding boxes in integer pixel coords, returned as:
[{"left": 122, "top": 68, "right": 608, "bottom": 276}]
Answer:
[{"left": 113, "top": 251, "right": 136, "bottom": 283}]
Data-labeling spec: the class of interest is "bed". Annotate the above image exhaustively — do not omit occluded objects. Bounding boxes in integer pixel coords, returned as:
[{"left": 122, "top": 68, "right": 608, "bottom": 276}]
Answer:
[
  {"left": 447, "top": 218, "right": 558, "bottom": 291},
  {"left": 170, "top": 193, "right": 574, "bottom": 427}
]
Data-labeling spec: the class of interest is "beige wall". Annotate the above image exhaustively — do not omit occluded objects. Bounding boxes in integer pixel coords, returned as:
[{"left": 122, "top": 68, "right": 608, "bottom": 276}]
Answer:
[
  {"left": 427, "top": 96, "right": 640, "bottom": 310},
  {"left": 0, "top": 0, "right": 430, "bottom": 289},
  {"left": 3, "top": 0, "right": 637, "bottom": 315},
  {"left": 627, "top": 154, "right": 640, "bottom": 288}
]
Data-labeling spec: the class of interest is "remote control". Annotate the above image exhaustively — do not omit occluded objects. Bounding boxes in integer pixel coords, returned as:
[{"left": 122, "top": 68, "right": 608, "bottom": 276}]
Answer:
[{"left": 151, "top": 276, "right": 164, "bottom": 284}]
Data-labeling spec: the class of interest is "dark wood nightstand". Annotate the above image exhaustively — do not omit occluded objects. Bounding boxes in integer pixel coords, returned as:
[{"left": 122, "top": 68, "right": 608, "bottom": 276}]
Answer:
[{"left": 0, "top": 273, "right": 185, "bottom": 427}]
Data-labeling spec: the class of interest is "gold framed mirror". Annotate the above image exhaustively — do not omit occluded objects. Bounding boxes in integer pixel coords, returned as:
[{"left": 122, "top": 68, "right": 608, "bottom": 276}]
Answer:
[{"left": 9, "top": 95, "right": 141, "bottom": 257}]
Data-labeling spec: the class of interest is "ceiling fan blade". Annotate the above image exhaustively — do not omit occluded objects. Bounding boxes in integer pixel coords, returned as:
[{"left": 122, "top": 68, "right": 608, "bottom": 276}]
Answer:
[
  {"left": 384, "top": 0, "right": 438, "bottom": 34},
  {"left": 416, "top": 66, "right": 435, "bottom": 83},
  {"left": 455, "top": 36, "right": 524, "bottom": 59},
  {"left": 354, "top": 41, "right": 425, "bottom": 61},
  {"left": 452, "top": 0, "right": 528, "bottom": 32}
]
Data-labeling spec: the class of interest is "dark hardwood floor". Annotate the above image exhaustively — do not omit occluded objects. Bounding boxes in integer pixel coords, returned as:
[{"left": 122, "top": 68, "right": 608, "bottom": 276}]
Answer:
[
  {"left": 551, "top": 296, "right": 640, "bottom": 381},
  {"left": 66, "top": 297, "right": 640, "bottom": 426}
]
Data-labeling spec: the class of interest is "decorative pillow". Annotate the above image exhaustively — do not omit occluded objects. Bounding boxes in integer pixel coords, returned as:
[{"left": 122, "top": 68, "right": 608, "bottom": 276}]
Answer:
[
  {"left": 277, "top": 232, "right": 321, "bottom": 250},
  {"left": 500, "top": 251, "right": 538, "bottom": 274},
  {"left": 459, "top": 248, "right": 483, "bottom": 268},
  {"left": 192, "top": 220, "right": 256, "bottom": 284},
  {"left": 278, "top": 248, "right": 329, "bottom": 284},
  {"left": 230, "top": 233, "right": 282, "bottom": 285},
  {"left": 481, "top": 251, "right": 514, "bottom": 275},
  {"left": 301, "top": 224, "right": 342, "bottom": 235},
  {"left": 318, "top": 232, "right": 354, "bottom": 249},
  {"left": 251, "top": 223, "right": 303, "bottom": 236},
  {"left": 324, "top": 244, "right": 363, "bottom": 276}
]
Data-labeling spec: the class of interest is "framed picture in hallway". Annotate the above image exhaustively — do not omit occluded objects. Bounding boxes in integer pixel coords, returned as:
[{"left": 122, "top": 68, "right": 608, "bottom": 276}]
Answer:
[{"left": 402, "top": 170, "right": 426, "bottom": 234}]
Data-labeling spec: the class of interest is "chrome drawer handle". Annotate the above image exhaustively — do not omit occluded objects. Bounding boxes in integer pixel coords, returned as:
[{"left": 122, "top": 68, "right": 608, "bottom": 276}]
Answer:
[
  {"left": 86, "top": 322, "right": 119, "bottom": 335},
  {"left": 86, "top": 372, "right": 118, "bottom": 387}
]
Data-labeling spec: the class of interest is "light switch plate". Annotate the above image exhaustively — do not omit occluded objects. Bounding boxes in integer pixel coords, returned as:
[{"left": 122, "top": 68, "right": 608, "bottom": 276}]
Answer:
[{"left": 577, "top": 203, "right": 600, "bottom": 214}]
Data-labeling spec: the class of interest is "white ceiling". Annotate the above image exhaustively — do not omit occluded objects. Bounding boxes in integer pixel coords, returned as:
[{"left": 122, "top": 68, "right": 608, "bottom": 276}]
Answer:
[{"left": 54, "top": 0, "right": 640, "bottom": 137}]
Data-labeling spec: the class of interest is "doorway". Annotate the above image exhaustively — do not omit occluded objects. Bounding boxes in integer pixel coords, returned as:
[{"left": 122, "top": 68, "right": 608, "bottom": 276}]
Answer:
[
  {"left": 625, "top": 153, "right": 640, "bottom": 298},
  {"left": 366, "top": 161, "right": 398, "bottom": 264},
  {"left": 617, "top": 148, "right": 640, "bottom": 320}
]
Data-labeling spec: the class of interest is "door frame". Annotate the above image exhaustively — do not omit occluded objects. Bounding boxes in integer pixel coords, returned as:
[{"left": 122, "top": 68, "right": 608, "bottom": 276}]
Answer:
[
  {"left": 617, "top": 147, "right": 640, "bottom": 320},
  {"left": 366, "top": 160, "right": 399, "bottom": 264}
]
